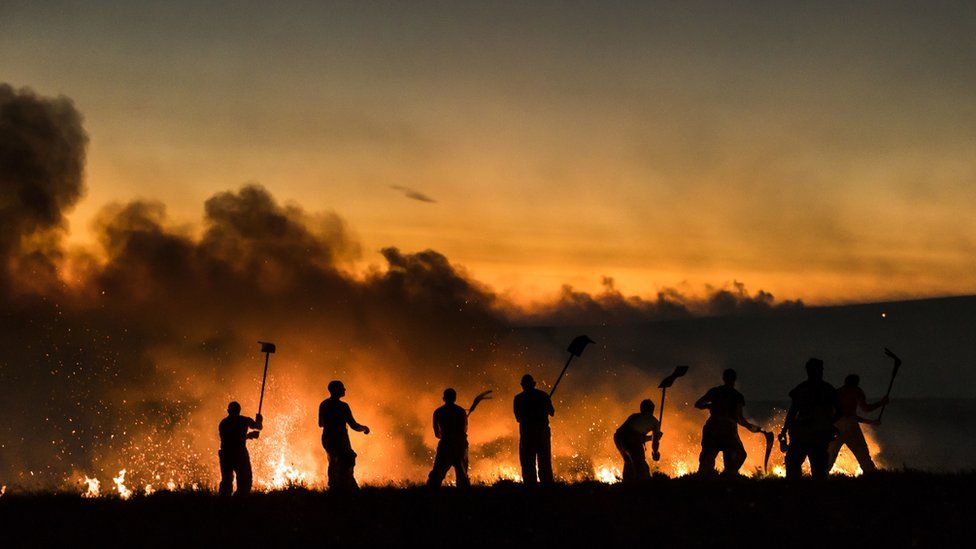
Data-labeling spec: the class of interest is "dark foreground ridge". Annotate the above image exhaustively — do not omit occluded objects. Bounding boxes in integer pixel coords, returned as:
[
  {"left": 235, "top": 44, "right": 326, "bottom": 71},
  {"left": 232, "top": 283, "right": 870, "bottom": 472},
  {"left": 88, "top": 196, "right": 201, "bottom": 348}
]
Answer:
[{"left": 1, "top": 472, "right": 971, "bottom": 547}]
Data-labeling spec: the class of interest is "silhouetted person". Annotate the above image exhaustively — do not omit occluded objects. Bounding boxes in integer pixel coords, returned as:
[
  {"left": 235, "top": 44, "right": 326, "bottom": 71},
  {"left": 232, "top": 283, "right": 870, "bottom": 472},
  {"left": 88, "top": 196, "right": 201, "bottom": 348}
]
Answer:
[
  {"left": 613, "top": 399, "right": 661, "bottom": 482},
  {"left": 780, "top": 358, "right": 840, "bottom": 479},
  {"left": 695, "top": 368, "right": 762, "bottom": 477},
  {"left": 827, "top": 374, "right": 888, "bottom": 473},
  {"left": 514, "top": 374, "right": 555, "bottom": 484},
  {"left": 218, "top": 401, "right": 262, "bottom": 497},
  {"left": 319, "top": 380, "right": 370, "bottom": 491},
  {"left": 427, "top": 388, "right": 471, "bottom": 488}
]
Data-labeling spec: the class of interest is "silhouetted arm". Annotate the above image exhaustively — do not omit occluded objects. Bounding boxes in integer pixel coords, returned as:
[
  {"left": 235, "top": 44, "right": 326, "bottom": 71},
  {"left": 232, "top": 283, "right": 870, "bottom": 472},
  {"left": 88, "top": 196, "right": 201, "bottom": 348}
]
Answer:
[
  {"left": 860, "top": 393, "right": 889, "bottom": 413},
  {"left": 246, "top": 416, "right": 262, "bottom": 439},
  {"left": 736, "top": 403, "right": 761, "bottom": 433},
  {"left": 432, "top": 411, "right": 441, "bottom": 439},
  {"left": 782, "top": 401, "right": 797, "bottom": 435},
  {"left": 694, "top": 391, "right": 711, "bottom": 410},
  {"left": 347, "top": 408, "right": 370, "bottom": 434},
  {"left": 513, "top": 396, "right": 523, "bottom": 423},
  {"left": 318, "top": 402, "right": 325, "bottom": 429},
  {"left": 546, "top": 395, "right": 555, "bottom": 417}
]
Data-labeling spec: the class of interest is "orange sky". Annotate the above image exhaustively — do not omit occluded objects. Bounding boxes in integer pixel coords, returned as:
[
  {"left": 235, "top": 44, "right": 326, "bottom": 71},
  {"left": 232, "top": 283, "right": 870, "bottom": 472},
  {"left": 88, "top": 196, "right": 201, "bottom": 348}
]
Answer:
[{"left": 2, "top": 2, "right": 974, "bottom": 304}]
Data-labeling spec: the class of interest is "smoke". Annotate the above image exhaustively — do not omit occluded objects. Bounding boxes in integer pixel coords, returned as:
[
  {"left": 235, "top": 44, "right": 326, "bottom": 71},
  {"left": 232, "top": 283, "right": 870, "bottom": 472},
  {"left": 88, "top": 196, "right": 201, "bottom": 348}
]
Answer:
[
  {"left": 0, "top": 85, "right": 814, "bottom": 491},
  {"left": 0, "top": 84, "right": 87, "bottom": 293},
  {"left": 514, "top": 277, "right": 802, "bottom": 326}
]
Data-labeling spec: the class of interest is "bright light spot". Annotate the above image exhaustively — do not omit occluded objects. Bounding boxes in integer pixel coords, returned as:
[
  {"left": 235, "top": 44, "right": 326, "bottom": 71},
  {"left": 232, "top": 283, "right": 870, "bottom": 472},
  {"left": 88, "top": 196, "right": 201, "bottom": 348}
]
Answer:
[
  {"left": 82, "top": 476, "right": 100, "bottom": 498},
  {"left": 113, "top": 469, "right": 131, "bottom": 499},
  {"left": 594, "top": 464, "right": 620, "bottom": 484}
]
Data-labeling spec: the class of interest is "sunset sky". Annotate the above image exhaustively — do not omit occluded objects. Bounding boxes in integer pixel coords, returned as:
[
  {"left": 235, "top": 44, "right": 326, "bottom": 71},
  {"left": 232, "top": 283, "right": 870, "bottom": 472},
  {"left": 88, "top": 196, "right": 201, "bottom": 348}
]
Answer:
[{"left": 3, "top": 1, "right": 974, "bottom": 304}]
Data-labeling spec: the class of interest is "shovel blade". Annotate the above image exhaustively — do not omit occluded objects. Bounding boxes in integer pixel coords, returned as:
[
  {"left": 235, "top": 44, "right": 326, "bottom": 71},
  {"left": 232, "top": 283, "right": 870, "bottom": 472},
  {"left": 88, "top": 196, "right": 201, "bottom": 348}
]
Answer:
[
  {"left": 567, "top": 335, "right": 595, "bottom": 357},
  {"left": 658, "top": 365, "right": 689, "bottom": 388},
  {"left": 259, "top": 341, "right": 277, "bottom": 354}
]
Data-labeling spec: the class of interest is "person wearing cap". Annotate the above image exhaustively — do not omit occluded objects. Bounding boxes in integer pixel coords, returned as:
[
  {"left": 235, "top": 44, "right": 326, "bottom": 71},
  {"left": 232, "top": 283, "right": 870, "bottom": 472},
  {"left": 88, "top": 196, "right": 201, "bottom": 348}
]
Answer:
[{"left": 513, "top": 374, "right": 555, "bottom": 484}]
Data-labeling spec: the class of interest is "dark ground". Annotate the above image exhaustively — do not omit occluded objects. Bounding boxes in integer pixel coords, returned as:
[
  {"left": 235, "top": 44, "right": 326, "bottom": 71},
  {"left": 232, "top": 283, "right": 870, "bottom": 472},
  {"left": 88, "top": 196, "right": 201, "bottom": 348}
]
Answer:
[{"left": 1, "top": 472, "right": 972, "bottom": 547}]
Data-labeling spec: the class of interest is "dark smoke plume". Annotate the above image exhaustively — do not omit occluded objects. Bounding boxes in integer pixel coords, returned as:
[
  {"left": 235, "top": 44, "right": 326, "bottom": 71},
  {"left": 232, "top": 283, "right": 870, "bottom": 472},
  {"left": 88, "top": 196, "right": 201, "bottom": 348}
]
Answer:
[{"left": 0, "top": 84, "right": 87, "bottom": 293}]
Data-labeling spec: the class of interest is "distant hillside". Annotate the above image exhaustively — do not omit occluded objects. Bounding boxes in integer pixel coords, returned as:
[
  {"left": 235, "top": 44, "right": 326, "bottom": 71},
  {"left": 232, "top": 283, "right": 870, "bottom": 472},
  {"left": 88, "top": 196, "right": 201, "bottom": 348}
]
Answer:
[{"left": 514, "top": 295, "right": 976, "bottom": 399}]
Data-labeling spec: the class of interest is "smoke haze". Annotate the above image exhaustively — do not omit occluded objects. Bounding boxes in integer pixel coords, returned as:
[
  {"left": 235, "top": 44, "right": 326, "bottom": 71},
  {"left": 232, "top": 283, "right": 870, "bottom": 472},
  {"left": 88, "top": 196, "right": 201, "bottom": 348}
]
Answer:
[{"left": 1, "top": 85, "right": 971, "bottom": 492}]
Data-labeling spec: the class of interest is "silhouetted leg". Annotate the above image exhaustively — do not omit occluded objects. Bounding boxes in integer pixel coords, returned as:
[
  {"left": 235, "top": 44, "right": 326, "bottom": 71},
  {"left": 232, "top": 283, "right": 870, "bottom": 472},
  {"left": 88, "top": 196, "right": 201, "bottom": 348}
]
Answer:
[
  {"left": 427, "top": 443, "right": 451, "bottom": 488},
  {"left": 723, "top": 436, "right": 747, "bottom": 476},
  {"left": 218, "top": 450, "right": 235, "bottom": 497},
  {"left": 847, "top": 426, "right": 876, "bottom": 473},
  {"left": 698, "top": 444, "right": 719, "bottom": 476},
  {"left": 784, "top": 444, "right": 806, "bottom": 479},
  {"left": 327, "top": 448, "right": 358, "bottom": 491},
  {"left": 614, "top": 433, "right": 635, "bottom": 482},
  {"left": 236, "top": 451, "right": 253, "bottom": 495},
  {"left": 537, "top": 430, "right": 554, "bottom": 484},
  {"left": 454, "top": 445, "right": 471, "bottom": 488},
  {"left": 519, "top": 433, "right": 538, "bottom": 484},
  {"left": 808, "top": 442, "right": 830, "bottom": 479},
  {"left": 826, "top": 436, "right": 843, "bottom": 472},
  {"left": 632, "top": 442, "right": 650, "bottom": 481}
]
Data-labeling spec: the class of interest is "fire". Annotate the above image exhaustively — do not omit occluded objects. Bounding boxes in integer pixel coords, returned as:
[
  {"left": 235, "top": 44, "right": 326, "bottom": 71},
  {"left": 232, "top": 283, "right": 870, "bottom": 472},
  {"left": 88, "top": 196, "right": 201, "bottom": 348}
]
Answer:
[
  {"left": 82, "top": 476, "right": 100, "bottom": 498},
  {"left": 113, "top": 469, "right": 132, "bottom": 499},
  {"left": 492, "top": 464, "right": 523, "bottom": 483},
  {"left": 265, "top": 451, "right": 309, "bottom": 490},
  {"left": 144, "top": 484, "right": 155, "bottom": 496},
  {"left": 1, "top": 485, "right": 6, "bottom": 497},
  {"left": 594, "top": 463, "right": 621, "bottom": 484}
]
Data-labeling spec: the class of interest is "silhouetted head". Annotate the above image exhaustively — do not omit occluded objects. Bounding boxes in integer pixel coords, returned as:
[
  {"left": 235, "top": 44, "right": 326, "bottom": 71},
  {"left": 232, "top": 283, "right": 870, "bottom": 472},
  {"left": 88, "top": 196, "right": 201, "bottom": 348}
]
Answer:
[
  {"left": 723, "top": 368, "right": 737, "bottom": 386},
  {"left": 521, "top": 374, "right": 536, "bottom": 390},
  {"left": 640, "top": 399, "right": 655, "bottom": 415},
  {"left": 805, "top": 358, "right": 824, "bottom": 380},
  {"left": 443, "top": 388, "right": 457, "bottom": 403},
  {"left": 845, "top": 374, "right": 860, "bottom": 387},
  {"left": 328, "top": 380, "right": 346, "bottom": 398},
  {"left": 227, "top": 401, "right": 241, "bottom": 416}
]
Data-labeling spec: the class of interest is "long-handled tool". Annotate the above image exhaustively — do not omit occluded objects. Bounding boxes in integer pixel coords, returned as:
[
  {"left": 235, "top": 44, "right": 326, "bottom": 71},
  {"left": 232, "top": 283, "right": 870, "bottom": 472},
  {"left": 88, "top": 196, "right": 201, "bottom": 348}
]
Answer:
[
  {"left": 467, "top": 390, "right": 493, "bottom": 416},
  {"left": 548, "top": 335, "right": 595, "bottom": 398},
  {"left": 257, "top": 341, "right": 276, "bottom": 416},
  {"left": 652, "top": 365, "right": 689, "bottom": 461},
  {"left": 876, "top": 347, "right": 902, "bottom": 424}
]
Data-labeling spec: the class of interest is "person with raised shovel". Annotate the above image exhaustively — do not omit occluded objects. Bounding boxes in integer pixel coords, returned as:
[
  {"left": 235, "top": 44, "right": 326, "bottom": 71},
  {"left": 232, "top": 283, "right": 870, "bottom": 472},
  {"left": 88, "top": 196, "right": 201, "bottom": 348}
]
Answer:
[
  {"left": 826, "top": 374, "right": 888, "bottom": 473},
  {"left": 514, "top": 374, "right": 556, "bottom": 484},
  {"left": 427, "top": 388, "right": 492, "bottom": 488},
  {"left": 614, "top": 399, "right": 661, "bottom": 482},
  {"left": 694, "top": 368, "right": 764, "bottom": 477},
  {"left": 217, "top": 401, "right": 263, "bottom": 497}
]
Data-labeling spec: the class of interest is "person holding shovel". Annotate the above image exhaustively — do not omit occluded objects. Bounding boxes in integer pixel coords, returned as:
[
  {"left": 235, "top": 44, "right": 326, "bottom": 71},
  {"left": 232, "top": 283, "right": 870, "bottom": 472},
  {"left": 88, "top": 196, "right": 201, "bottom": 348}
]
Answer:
[
  {"left": 827, "top": 374, "right": 888, "bottom": 473},
  {"left": 319, "top": 380, "right": 370, "bottom": 491},
  {"left": 427, "top": 388, "right": 470, "bottom": 488},
  {"left": 695, "top": 368, "right": 763, "bottom": 476},
  {"left": 217, "top": 401, "right": 263, "bottom": 497},
  {"left": 514, "top": 374, "right": 555, "bottom": 484},
  {"left": 614, "top": 399, "right": 661, "bottom": 482}
]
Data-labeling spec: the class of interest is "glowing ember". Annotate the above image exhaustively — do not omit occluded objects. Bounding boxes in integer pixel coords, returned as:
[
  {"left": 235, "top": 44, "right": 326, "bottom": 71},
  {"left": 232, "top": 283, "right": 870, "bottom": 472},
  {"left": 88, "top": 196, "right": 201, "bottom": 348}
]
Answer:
[
  {"left": 1, "top": 485, "right": 6, "bottom": 497},
  {"left": 82, "top": 476, "right": 100, "bottom": 498},
  {"left": 113, "top": 469, "right": 132, "bottom": 499}
]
